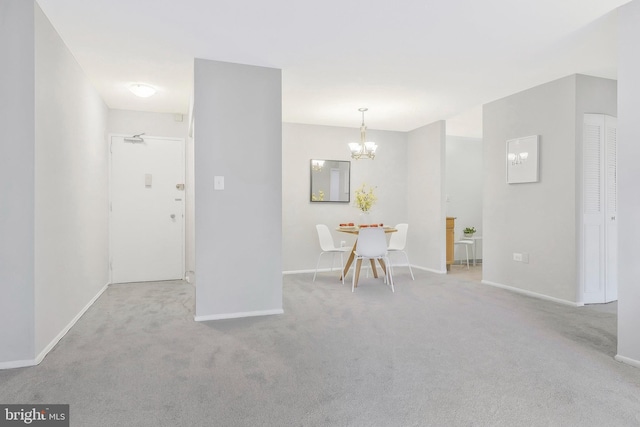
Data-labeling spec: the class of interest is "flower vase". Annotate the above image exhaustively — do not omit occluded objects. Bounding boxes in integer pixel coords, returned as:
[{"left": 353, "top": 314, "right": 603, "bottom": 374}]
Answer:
[{"left": 359, "top": 211, "right": 372, "bottom": 226}]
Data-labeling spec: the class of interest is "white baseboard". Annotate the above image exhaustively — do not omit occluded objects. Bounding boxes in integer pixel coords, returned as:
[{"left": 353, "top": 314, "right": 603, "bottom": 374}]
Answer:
[
  {"left": 481, "top": 280, "right": 583, "bottom": 307},
  {"left": 34, "top": 282, "right": 109, "bottom": 366},
  {"left": 282, "top": 269, "right": 315, "bottom": 275},
  {"left": 615, "top": 354, "right": 640, "bottom": 369},
  {"left": 283, "top": 267, "right": 351, "bottom": 275},
  {"left": 0, "top": 358, "right": 37, "bottom": 370},
  {"left": 412, "top": 265, "right": 447, "bottom": 274},
  {"left": 184, "top": 270, "right": 195, "bottom": 284},
  {"left": 0, "top": 282, "right": 109, "bottom": 370},
  {"left": 195, "top": 308, "right": 284, "bottom": 322}
]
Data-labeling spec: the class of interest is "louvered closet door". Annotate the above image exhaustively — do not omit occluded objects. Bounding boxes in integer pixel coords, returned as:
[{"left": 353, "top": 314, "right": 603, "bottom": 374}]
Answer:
[
  {"left": 582, "top": 114, "right": 606, "bottom": 304},
  {"left": 604, "top": 116, "right": 618, "bottom": 302},
  {"left": 582, "top": 114, "right": 617, "bottom": 304}
]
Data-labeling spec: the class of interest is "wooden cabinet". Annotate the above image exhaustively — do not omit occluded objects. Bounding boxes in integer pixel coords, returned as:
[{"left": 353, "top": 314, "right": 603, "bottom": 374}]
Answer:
[{"left": 446, "top": 217, "right": 455, "bottom": 271}]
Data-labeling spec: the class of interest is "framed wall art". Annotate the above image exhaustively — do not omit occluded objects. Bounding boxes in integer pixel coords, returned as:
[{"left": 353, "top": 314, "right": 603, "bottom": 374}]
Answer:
[{"left": 506, "top": 135, "right": 539, "bottom": 184}]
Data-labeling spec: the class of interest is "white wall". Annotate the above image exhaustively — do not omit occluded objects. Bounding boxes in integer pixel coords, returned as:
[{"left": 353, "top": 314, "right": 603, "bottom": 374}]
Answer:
[
  {"left": 617, "top": 0, "right": 640, "bottom": 366},
  {"left": 108, "top": 110, "right": 189, "bottom": 139},
  {"left": 484, "top": 75, "right": 577, "bottom": 303},
  {"left": 282, "top": 123, "right": 408, "bottom": 272},
  {"left": 194, "top": 59, "right": 282, "bottom": 320},
  {"left": 446, "top": 136, "right": 483, "bottom": 261},
  {"left": 407, "top": 121, "right": 447, "bottom": 273},
  {"left": 483, "top": 74, "right": 616, "bottom": 304},
  {"left": 34, "top": 5, "right": 109, "bottom": 357},
  {"left": 0, "top": 0, "right": 36, "bottom": 365},
  {"left": 107, "top": 109, "right": 194, "bottom": 280}
]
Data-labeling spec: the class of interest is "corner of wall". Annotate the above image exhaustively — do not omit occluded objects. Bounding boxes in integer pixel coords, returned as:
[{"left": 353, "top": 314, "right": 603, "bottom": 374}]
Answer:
[{"left": 0, "top": 0, "right": 36, "bottom": 365}]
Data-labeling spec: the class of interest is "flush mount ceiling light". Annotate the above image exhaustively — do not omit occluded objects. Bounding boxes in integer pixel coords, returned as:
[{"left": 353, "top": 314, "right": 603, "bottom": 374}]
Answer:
[
  {"left": 348, "top": 108, "right": 377, "bottom": 160},
  {"left": 129, "top": 83, "right": 156, "bottom": 98}
]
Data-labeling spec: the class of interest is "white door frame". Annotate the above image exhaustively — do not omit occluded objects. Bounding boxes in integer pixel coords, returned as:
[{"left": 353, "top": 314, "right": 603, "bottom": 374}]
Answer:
[{"left": 108, "top": 134, "right": 186, "bottom": 284}]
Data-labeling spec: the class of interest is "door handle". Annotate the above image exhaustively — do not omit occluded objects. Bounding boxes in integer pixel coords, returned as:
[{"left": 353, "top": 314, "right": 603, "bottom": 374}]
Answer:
[
  {"left": 170, "top": 214, "right": 176, "bottom": 219},
  {"left": 611, "top": 216, "right": 616, "bottom": 220}
]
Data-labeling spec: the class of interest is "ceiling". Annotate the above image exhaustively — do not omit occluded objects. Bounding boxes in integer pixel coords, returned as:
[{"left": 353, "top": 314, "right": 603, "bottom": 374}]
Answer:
[{"left": 36, "top": 0, "right": 628, "bottom": 135}]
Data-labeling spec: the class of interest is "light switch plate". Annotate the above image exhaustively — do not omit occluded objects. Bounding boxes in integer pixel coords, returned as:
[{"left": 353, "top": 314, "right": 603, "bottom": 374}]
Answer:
[{"left": 214, "top": 176, "right": 224, "bottom": 190}]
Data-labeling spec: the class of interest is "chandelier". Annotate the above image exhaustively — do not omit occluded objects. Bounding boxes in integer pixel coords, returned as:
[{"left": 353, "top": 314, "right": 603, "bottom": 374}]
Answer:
[
  {"left": 311, "top": 159, "right": 325, "bottom": 171},
  {"left": 348, "top": 108, "right": 378, "bottom": 160}
]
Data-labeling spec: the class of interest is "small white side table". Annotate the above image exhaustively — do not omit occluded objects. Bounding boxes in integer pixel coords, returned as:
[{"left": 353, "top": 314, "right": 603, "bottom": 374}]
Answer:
[{"left": 460, "top": 236, "right": 482, "bottom": 266}]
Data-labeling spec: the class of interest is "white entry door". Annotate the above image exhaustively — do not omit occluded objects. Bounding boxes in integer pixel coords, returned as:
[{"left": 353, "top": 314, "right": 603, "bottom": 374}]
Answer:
[{"left": 110, "top": 135, "right": 185, "bottom": 283}]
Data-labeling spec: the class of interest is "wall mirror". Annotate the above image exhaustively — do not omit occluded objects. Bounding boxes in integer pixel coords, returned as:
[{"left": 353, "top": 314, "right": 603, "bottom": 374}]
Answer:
[{"left": 310, "top": 159, "right": 350, "bottom": 202}]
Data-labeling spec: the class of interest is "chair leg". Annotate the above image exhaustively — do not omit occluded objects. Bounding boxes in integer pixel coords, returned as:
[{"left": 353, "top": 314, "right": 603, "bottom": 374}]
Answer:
[
  {"left": 471, "top": 243, "right": 476, "bottom": 266},
  {"left": 387, "top": 252, "right": 395, "bottom": 279},
  {"left": 389, "top": 250, "right": 414, "bottom": 280},
  {"left": 352, "top": 258, "right": 363, "bottom": 292},
  {"left": 386, "top": 256, "right": 394, "bottom": 292},
  {"left": 339, "top": 253, "right": 345, "bottom": 284},
  {"left": 403, "top": 251, "right": 415, "bottom": 280},
  {"left": 313, "top": 252, "right": 324, "bottom": 282},
  {"left": 379, "top": 257, "right": 387, "bottom": 285}
]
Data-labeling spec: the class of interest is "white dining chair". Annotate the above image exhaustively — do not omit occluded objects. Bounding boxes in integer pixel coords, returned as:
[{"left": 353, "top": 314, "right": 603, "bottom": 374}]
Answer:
[
  {"left": 352, "top": 227, "right": 394, "bottom": 292},
  {"left": 314, "top": 224, "right": 351, "bottom": 283},
  {"left": 387, "top": 223, "right": 414, "bottom": 280}
]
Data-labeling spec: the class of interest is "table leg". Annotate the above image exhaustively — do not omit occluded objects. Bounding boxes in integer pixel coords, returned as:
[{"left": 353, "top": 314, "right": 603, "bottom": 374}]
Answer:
[
  {"left": 340, "top": 240, "right": 358, "bottom": 281},
  {"left": 354, "top": 259, "right": 363, "bottom": 288},
  {"left": 377, "top": 258, "right": 387, "bottom": 275},
  {"left": 472, "top": 240, "right": 477, "bottom": 266}
]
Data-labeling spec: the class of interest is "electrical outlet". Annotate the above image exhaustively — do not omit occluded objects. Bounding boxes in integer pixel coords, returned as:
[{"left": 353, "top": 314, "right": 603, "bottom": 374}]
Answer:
[
  {"left": 522, "top": 253, "right": 529, "bottom": 263},
  {"left": 513, "top": 252, "right": 523, "bottom": 262}
]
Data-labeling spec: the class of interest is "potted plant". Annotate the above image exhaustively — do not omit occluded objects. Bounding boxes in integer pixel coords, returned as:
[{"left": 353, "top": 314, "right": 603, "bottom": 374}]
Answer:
[{"left": 463, "top": 226, "right": 476, "bottom": 238}]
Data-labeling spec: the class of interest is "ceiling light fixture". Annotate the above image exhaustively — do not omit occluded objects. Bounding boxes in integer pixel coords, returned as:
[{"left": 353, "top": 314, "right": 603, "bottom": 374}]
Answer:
[
  {"left": 129, "top": 83, "right": 156, "bottom": 98},
  {"left": 311, "top": 160, "right": 325, "bottom": 171},
  {"left": 348, "top": 108, "right": 377, "bottom": 160}
]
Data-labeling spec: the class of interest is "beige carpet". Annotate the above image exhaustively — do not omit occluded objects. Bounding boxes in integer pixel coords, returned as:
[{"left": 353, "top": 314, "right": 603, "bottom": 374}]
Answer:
[{"left": 0, "top": 270, "right": 638, "bottom": 426}]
